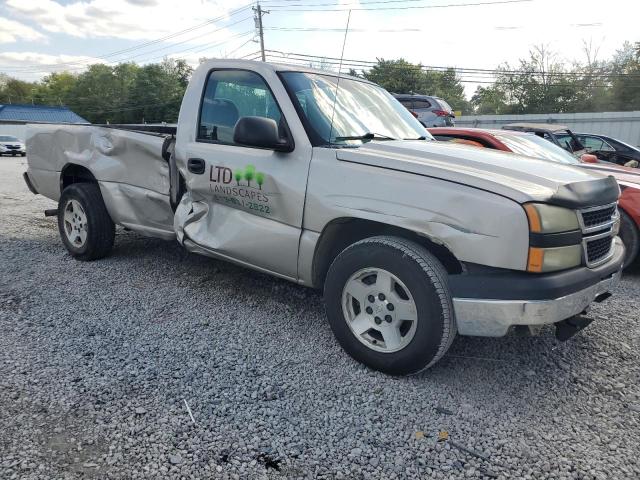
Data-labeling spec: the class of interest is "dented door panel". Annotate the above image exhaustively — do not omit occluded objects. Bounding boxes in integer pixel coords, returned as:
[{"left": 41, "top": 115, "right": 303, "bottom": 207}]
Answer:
[{"left": 173, "top": 141, "right": 312, "bottom": 279}]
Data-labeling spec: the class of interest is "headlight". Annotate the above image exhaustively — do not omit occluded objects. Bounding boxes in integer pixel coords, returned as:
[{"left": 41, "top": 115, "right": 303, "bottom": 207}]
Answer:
[
  {"left": 523, "top": 203, "right": 580, "bottom": 233},
  {"left": 527, "top": 245, "right": 583, "bottom": 273},
  {"left": 524, "top": 203, "right": 582, "bottom": 272}
]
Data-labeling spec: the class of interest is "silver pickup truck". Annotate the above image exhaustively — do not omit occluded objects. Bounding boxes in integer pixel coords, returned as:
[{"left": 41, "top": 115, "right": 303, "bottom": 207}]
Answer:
[{"left": 24, "top": 60, "right": 624, "bottom": 375}]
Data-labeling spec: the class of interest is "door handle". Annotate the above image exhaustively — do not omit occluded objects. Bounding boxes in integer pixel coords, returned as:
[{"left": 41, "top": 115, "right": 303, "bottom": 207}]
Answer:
[{"left": 187, "top": 158, "right": 205, "bottom": 174}]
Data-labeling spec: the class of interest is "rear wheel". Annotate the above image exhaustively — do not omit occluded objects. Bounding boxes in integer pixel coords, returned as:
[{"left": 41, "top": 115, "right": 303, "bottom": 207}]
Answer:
[
  {"left": 619, "top": 210, "right": 640, "bottom": 269},
  {"left": 57, "top": 183, "right": 115, "bottom": 261},
  {"left": 324, "top": 236, "right": 456, "bottom": 375}
]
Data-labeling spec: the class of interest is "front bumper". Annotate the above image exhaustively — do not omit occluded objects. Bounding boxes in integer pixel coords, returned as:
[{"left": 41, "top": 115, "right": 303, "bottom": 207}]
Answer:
[
  {"left": 452, "top": 238, "right": 624, "bottom": 337},
  {"left": 0, "top": 147, "right": 25, "bottom": 154}
]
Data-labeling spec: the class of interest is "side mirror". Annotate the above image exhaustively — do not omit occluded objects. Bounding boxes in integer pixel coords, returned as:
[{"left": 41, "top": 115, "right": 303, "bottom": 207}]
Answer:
[
  {"left": 233, "top": 116, "right": 293, "bottom": 153},
  {"left": 581, "top": 153, "right": 598, "bottom": 163}
]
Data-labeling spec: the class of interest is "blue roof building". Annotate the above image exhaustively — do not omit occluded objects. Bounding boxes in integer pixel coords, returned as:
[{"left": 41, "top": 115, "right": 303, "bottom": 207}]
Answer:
[{"left": 0, "top": 104, "right": 88, "bottom": 124}]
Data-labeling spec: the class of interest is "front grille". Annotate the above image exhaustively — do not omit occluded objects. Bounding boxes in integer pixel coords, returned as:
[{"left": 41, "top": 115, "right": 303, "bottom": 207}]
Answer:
[
  {"left": 579, "top": 203, "right": 617, "bottom": 233},
  {"left": 581, "top": 205, "right": 616, "bottom": 228},
  {"left": 586, "top": 236, "right": 613, "bottom": 265},
  {"left": 6, "top": 146, "right": 19, "bottom": 150},
  {"left": 578, "top": 203, "right": 618, "bottom": 267}
]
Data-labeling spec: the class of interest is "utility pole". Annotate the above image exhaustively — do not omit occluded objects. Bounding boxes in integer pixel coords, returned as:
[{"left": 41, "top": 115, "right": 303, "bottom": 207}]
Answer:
[{"left": 253, "top": 2, "right": 268, "bottom": 61}]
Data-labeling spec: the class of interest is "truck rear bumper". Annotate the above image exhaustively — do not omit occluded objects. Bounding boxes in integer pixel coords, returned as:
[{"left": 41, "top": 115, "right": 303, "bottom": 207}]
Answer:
[{"left": 452, "top": 238, "right": 624, "bottom": 337}]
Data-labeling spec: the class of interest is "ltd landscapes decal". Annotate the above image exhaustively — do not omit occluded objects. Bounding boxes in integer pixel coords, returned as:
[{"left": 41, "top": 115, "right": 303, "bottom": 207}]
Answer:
[{"left": 209, "top": 164, "right": 272, "bottom": 215}]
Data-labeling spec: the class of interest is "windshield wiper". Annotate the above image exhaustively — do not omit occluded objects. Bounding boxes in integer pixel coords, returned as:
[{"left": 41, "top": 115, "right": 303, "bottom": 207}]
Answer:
[
  {"left": 334, "top": 132, "right": 397, "bottom": 142},
  {"left": 404, "top": 136, "right": 429, "bottom": 140}
]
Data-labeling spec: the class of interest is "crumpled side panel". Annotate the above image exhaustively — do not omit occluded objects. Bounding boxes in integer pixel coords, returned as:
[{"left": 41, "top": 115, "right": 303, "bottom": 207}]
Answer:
[
  {"left": 100, "top": 182, "right": 175, "bottom": 239},
  {"left": 174, "top": 190, "right": 299, "bottom": 279},
  {"left": 26, "top": 124, "right": 170, "bottom": 195},
  {"left": 26, "top": 124, "right": 175, "bottom": 236}
]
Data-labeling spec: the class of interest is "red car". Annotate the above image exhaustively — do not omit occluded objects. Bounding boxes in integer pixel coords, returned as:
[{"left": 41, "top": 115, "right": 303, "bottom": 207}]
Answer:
[{"left": 429, "top": 127, "right": 640, "bottom": 269}]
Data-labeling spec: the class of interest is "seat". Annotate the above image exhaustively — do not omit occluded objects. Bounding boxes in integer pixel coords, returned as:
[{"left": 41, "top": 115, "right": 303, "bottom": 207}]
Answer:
[{"left": 201, "top": 98, "right": 239, "bottom": 142}]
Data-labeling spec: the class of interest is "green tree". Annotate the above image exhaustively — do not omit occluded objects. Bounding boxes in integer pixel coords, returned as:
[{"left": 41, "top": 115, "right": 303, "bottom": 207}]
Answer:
[
  {"left": 363, "top": 59, "right": 425, "bottom": 94},
  {"left": 0, "top": 75, "right": 37, "bottom": 104},
  {"left": 471, "top": 85, "right": 509, "bottom": 114},
  {"left": 255, "top": 172, "right": 265, "bottom": 190},
  {"left": 234, "top": 169, "right": 244, "bottom": 185},
  {"left": 32, "top": 71, "right": 77, "bottom": 106},
  {"left": 362, "top": 59, "right": 470, "bottom": 113},
  {"left": 472, "top": 44, "right": 617, "bottom": 115},
  {"left": 608, "top": 42, "right": 640, "bottom": 111},
  {"left": 68, "top": 64, "right": 123, "bottom": 123},
  {"left": 243, "top": 165, "right": 255, "bottom": 186}
]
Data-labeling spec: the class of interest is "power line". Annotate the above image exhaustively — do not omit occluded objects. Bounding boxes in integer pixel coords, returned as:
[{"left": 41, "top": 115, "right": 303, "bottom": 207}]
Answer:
[
  {"left": 263, "top": 53, "right": 617, "bottom": 87},
  {"left": 0, "top": 28, "right": 255, "bottom": 76},
  {"left": 265, "top": 27, "right": 420, "bottom": 31},
  {"left": 0, "top": 3, "right": 256, "bottom": 72},
  {"left": 262, "top": 0, "right": 532, "bottom": 12},
  {"left": 264, "top": 50, "right": 640, "bottom": 79},
  {"left": 225, "top": 36, "right": 259, "bottom": 58}
]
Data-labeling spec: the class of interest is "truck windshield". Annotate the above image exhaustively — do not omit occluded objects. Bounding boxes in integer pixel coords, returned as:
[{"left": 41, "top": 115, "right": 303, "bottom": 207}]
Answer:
[{"left": 279, "top": 71, "right": 429, "bottom": 146}]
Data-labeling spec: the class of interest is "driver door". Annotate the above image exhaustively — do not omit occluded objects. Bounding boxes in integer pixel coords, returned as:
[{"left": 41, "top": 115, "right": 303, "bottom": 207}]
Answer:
[{"left": 178, "top": 69, "right": 311, "bottom": 280}]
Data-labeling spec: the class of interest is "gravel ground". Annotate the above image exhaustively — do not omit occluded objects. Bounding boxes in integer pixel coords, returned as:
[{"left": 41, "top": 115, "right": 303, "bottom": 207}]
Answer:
[{"left": 1, "top": 156, "right": 640, "bottom": 480}]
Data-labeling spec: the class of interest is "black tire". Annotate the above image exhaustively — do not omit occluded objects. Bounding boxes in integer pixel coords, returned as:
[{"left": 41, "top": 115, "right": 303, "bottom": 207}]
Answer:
[
  {"left": 619, "top": 209, "right": 640, "bottom": 270},
  {"left": 324, "top": 236, "right": 456, "bottom": 375},
  {"left": 57, "top": 183, "right": 115, "bottom": 261},
  {"left": 20, "top": 152, "right": 26, "bottom": 157}
]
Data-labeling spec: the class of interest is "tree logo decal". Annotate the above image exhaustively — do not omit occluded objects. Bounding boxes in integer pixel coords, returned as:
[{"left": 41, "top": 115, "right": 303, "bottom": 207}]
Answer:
[
  {"left": 232, "top": 164, "right": 266, "bottom": 189},
  {"left": 209, "top": 163, "right": 272, "bottom": 215}
]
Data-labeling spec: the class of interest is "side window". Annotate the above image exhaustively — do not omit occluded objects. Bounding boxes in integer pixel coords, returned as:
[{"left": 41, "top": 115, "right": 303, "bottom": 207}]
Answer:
[
  {"left": 584, "top": 136, "right": 615, "bottom": 152},
  {"left": 398, "top": 99, "right": 413, "bottom": 109},
  {"left": 198, "top": 70, "right": 283, "bottom": 144}
]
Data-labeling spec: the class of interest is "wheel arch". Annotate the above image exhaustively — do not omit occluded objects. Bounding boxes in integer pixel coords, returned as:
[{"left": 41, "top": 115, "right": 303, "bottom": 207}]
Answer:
[
  {"left": 311, "top": 217, "right": 462, "bottom": 289},
  {"left": 60, "top": 163, "right": 98, "bottom": 193}
]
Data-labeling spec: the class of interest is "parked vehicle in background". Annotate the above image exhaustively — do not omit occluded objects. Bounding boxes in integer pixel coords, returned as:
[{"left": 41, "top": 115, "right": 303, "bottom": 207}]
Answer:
[
  {"left": 502, "top": 123, "right": 585, "bottom": 155},
  {"left": 393, "top": 94, "right": 455, "bottom": 127},
  {"left": 22, "top": 60, "right": 624, "bottom": 375},
  {"left": 430, "top": 127, "right": 640, "bottom": 269},
  {"left": 0, "top": 135, "right": 26, "bottom": 156},
  {"left": 568, "top": 133, "right": 640, "bottom": 168}
]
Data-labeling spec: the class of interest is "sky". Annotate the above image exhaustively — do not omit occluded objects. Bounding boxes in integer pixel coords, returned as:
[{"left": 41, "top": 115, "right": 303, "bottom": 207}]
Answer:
[{"left": 0, "top": 0, "right": 638, "bottom": 96}]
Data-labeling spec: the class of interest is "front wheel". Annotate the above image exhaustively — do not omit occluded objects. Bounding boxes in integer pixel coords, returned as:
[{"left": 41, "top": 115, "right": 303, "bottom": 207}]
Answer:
[
  {"left": 57, "top": 183, "right": 115, "bottom": 261},
  {"left": 324, "top": 236, "right": 456, "bottom": 375}
]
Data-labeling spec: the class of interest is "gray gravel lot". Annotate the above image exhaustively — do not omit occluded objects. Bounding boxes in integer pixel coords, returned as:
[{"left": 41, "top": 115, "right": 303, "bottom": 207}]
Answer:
[{"left": 1, "top": 156, "right": 639, "bottom": 479}]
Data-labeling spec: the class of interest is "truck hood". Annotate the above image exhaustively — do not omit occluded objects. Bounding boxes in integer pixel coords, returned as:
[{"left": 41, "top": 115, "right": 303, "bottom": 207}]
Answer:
[{"left": 336, "top": 140, "right": 619, "bottom": 208}]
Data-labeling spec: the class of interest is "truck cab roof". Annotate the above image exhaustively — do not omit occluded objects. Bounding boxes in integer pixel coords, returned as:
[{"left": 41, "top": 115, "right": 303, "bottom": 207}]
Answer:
[{"left": 197, "top": 58, "right": 372, "bottom": 84}]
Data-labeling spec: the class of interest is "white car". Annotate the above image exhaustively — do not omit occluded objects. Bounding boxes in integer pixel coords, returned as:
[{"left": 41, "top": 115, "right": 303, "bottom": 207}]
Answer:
[{"left": 0, "top": 135, "right": 26, "bottom": 156}]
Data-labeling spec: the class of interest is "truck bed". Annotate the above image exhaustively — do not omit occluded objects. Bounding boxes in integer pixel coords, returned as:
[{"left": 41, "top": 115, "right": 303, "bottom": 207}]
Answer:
[{"left": 26, "top": 123, "right": 176, "bottom": 239}]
